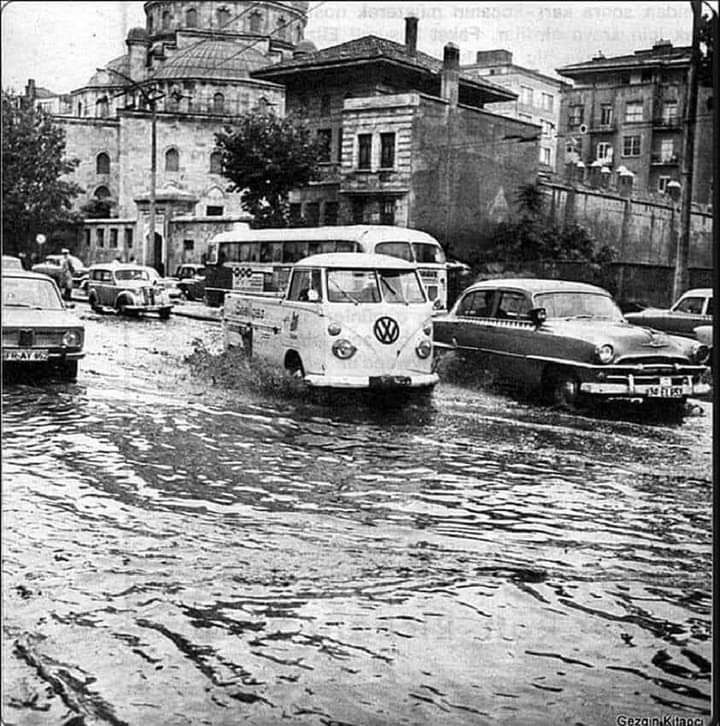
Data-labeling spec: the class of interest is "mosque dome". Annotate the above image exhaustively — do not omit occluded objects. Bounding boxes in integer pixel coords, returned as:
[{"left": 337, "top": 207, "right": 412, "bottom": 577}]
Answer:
[{"left": 84, "top": 55, "right": 131, "bottom": 88}]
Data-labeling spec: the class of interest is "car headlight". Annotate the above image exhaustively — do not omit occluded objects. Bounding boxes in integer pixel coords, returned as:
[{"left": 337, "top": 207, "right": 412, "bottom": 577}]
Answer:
[
  {"left": 63, "top": 330, "right": 81, "bottom": 347},
  {"left": 416, "top": 339, "right": 432, "bottom": 359},
  {"left": 332, "top": 339, "right": 357, "bottom": 359},
  {"left": 327, "top": 322, "right": 342, "bottom": 336},
  {"left": 693, "top": 344, "right": 710, "bottom": 365},
  {"left": 595, "top": 344, "right": 614, "bottom": 364}
]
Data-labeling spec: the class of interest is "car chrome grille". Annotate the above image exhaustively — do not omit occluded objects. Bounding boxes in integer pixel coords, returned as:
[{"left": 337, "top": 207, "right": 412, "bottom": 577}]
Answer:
[
  {"left": 18, "top": 329, "right": 34, "bottom": 347},
  {"left": 3, "top": 328, "right": 64, "bottom": 347},
  {"left": 615, "top": 355, "right": 689, "bottom": 367}
]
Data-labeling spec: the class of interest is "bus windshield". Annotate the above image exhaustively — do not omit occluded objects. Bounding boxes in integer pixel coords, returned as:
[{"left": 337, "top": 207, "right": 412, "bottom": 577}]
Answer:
[{"left": 412, "top": 242, "right": 446, "bottom": 264}]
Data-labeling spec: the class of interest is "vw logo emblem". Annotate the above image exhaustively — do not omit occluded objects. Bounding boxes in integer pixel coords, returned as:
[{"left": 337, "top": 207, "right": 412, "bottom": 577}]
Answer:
[{"left": 374, "top": 316, "right": 399, "bottom": 344}]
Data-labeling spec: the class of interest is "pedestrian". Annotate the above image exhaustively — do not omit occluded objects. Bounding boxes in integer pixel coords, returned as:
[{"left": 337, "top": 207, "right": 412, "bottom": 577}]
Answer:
[{"left": 60, "top": 248, "right": 75, "bottom": 301}]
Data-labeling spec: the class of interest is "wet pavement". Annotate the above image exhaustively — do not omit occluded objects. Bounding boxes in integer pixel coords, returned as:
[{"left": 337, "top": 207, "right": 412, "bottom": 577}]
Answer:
[{"left": 1, "top": 308, "right": 712, "bottom": 725}]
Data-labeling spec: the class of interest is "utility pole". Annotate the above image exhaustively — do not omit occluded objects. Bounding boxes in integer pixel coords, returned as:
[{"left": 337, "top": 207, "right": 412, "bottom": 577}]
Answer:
[{"left": 672, "top": 0, "right": 701, "bottom": 300}]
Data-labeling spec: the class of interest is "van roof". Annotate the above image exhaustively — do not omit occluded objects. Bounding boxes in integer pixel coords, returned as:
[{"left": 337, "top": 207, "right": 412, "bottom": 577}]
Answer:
[
  {"left": 210, "top": 225, "right": 441, "bottom": 246},
  {"left": 294, "top": 252, "right": 417, "bottom": 269}
]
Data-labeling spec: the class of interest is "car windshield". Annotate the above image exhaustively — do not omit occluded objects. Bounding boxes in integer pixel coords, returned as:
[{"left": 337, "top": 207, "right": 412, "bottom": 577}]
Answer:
[
  {"left": 2, "top": 277, "right": 63, "bottom": 309},
  {"left": 535, "top": 292, "right": 623, "bottom": 321},
  {"left": 377, "top": 270, "right": 426, "bottom": 303},
  {"left": 115, "top": 268, "right": 150, "bottom": 281}
]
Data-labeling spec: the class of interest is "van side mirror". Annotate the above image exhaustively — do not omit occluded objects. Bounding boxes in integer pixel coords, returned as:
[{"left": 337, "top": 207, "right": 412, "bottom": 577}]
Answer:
[{"left": 529, "top": 307, "right": 547, "bottom": 327}]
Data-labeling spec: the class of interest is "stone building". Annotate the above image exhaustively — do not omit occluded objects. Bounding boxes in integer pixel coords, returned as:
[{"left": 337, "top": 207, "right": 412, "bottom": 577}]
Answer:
[
  {"left": 461, "top": 50, "right": 568, "bottom": 174},
  {"left": 41, "top": 0, "right": 308, "bottom": 273},
  {"left": 555, "top": 40, "right": 713, "bottom": 205},
  {"left": 251, "top": 18, "right": 540, "bottom": 259}
]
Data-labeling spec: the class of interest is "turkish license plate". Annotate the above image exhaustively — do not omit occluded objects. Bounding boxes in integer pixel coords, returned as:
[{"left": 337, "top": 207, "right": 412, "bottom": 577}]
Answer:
[
  {"left": 3, "top": 349, "right": 49, "bottom": 362},
  {"left": 370, "top": 375, "right": 411, "bottom": 388},
  {"left": 647, "top": 385, "right": 683, "bottom": 398}
]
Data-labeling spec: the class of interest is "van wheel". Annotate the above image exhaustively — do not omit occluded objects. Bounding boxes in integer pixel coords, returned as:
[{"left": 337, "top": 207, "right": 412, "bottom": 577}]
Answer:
[
  {"left": 284, "top": 352, "right": 305, "bottom": 379},
  {"left": 544, "top": 367, "right": 580, "bottom": 410}
]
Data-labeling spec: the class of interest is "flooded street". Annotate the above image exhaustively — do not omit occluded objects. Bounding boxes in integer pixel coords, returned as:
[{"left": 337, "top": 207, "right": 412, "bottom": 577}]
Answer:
[{"left": 1, "top": 310, "right": 712, "bottom": 726}]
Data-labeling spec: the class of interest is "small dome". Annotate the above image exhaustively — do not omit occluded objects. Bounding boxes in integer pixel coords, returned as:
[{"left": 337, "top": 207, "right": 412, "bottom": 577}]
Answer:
[
  {"left": 294, "top": 39, "right": 317, "bottom": 55},
  {"left": 127, "top": 27, "right": 150, "bottom": 43}
]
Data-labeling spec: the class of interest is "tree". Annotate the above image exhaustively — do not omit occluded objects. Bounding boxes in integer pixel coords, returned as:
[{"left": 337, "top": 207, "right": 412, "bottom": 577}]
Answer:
[
  {"left": 215, "top": 110, "right": 322, "bottom": 227},
  {"left": 2, "top": 92, "right": 83, "bottom": 256}
]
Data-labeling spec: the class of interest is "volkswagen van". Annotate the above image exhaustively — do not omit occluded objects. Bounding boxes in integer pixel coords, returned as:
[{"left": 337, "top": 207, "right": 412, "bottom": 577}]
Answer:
[{"left": 222, "top": 253, "right": 438, "bottom": 391}]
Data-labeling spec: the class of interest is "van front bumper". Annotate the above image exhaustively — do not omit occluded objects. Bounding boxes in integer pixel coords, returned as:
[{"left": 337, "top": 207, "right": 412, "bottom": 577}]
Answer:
[{"left": 304, "top": 372, "right": 439, "bottom": 390}]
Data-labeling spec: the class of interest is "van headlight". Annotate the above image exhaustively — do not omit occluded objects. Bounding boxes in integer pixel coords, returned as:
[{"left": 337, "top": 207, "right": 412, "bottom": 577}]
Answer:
[
  {"left": 422, "top": 320, "right": 432, "bottom": 336},
  {"left": 595, "top": 344, "right": 614, "bottom": 364},
  {"left": 332, "top": 339, "right": 356, "bottom": 359},
  {"left": 416, "top": 340, "right": 432, "bottom": 359},
  {"left": 62, "top": 330, "right": 81, "bottom": 347},
  {"left": 328, "top": 322, "right": 342, "bottom": 336}
]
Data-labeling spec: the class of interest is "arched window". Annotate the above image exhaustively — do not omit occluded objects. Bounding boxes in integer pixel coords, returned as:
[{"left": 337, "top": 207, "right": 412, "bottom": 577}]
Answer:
[
  {"left": 94, "top": 186, "right": 111, "bottom": 199},
  {"left": 147, "top": 13, "right": 153, "bottom": 33},
  {"left": 165, "top": 148, "right": 179, "bottom": 172},
  {"left": 96, "top": 96, "right": 109, "bottom": 118},
  {"left": 212, "top": 92, "right": 225, "bottom": 114},
  {"left": 209, "top": 151, "right": 223, "bottom": 174},
  {"left": 256, "top": 97, "right": 269, "bottom": 114},
  {"left": 77, "top": 102, "right": 83, "bottom": 116},
  {"left": 162, "top": 10, "right": 170, "bottom": 30},
  {"left": 186, "top": 8, "right": 197, "bottom": 27},
  {"left": 249, "top": 11, "right": 262, "bottom": 32},
  {"left": 217, "top": 7, "right": 230, "bottom": 27},
  {"left": 276, "top": 17, "right": 286, "bottom": 40},
  {"left": 96, "top": 153, "right": 110, "bottom": 175}
]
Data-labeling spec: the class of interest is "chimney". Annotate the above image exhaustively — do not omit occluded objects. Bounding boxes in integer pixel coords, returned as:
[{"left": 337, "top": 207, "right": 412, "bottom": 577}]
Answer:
[
  {"left": 441, "top": 43, "right": 460, "bottom": 107},
  {"left": 25, "top": 79, "right": 36, "bottom": 104},
  {"left": 405, "top": 16, "right": 418, "bottom": 57}
]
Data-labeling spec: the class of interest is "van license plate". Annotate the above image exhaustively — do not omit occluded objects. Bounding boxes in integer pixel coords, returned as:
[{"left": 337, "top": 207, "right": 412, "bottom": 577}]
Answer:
[
  {"left": 3, "top": 349, "right": 49, "bottom": 362},
  {"left": 647, "top": 385, "right": 683, "bottom": 398}
]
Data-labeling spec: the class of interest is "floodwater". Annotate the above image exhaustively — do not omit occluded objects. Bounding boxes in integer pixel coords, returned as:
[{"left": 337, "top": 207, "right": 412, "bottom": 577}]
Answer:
[{"left": 1, "top": 311, "right": 713, "bottom": 726}]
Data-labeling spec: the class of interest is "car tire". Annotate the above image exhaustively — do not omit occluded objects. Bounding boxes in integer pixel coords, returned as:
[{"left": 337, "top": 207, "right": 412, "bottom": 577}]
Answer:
[
  {"left": 57, "top": 360, "right": 78, "bottom": 380},
  {"left": 545, "top": 367, "right": 580, "bottom": 410},
  {"left": 159, "top": 307, "right": 172, "bottom": 320},
  {"left": 88, "top": 291, "right": 101, "bottom": 312}
]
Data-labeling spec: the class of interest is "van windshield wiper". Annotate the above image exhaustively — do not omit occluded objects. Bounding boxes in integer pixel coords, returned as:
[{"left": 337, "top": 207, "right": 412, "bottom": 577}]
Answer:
[
  {"left": 328, "top": 278, "right": 360, "bottom": 304},
  {"left": 380, "top": 276, "right": 408, "bottom": 305}
]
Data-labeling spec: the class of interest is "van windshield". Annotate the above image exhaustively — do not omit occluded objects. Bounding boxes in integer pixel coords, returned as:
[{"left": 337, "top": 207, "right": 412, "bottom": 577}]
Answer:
[
  {"left": 378, "top": 270, "right": 426, "bottom": 303},
  {"left": 326, "top": 269, "right": 425, "bottom": 304}
]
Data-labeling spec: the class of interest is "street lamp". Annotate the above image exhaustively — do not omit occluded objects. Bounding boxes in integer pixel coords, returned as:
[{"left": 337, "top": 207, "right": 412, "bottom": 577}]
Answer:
[{"left": 97, "top": 67, "right": 163, "bottom": 269}]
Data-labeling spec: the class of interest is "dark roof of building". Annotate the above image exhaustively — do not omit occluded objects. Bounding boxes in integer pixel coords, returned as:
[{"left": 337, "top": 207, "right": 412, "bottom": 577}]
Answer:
[
  {"left": 151, "top": 39, "right": 270, "bottom": 81},
  {"left": 253, "top": 34, "right": 515, "bottom": 103},
  {"left": 557, "top": 42, "right": 691, "bottom": 78},
  {"left": 80, "top": 54, "right": 132, "bottom": 89},
  {"left": 126, "top": 26, "right": 150, "bottom": 43}
]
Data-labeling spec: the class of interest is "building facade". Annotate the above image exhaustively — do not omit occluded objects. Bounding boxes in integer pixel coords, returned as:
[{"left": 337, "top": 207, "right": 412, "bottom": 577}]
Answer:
[
  {"left": 461, "top": 49, "right": 567, "bottom": 174},
  {"left": 32, "top": 0, "right": 308, "bottom": 273},
  {"left": 556, "top": 40, "right": 713, "bottom": 205},
  {"left": 252, "top": 18, "right": 540, "bottom": 259}
]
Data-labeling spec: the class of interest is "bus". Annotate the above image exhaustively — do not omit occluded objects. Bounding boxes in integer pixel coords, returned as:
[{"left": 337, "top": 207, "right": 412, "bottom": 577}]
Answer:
[{"left": 204, "top": 225, "right": 451, "bottom": 309}]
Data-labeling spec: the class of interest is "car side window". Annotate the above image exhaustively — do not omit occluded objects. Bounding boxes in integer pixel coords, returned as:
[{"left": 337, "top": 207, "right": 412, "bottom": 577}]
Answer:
[
  {"left": 704, "top": 298, "right": 712, "bottom": 315},
  {"left": 457, "top": 291, "right": 494, "bottom": 318},
  {"left": 496, "top": 291, "right": 532, "bottom": 320},
  {"left": 675, "top": 297, "right": 704, "bottom": 315}
]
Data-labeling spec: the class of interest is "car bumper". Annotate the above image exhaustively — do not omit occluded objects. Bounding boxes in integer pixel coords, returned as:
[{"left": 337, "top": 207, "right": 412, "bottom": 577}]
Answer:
[
  {"left": 303, "top": 372, "right": 439, "bottom": 389},
  {"left": 581, "top": 375, "right": 709, "bottom": 399},
  {"left": 124, "top": 305, "right": 172, "bottom": 313},
  {"left": 2, "top": 348, "right": 85, "bottom": 363}
]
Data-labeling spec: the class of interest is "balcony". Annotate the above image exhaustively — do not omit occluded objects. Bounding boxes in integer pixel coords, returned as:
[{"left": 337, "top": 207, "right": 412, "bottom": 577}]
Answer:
[
  {"left": 589, "top": 122, "right": 616, "bottom": 133},
  {"left": 652, "top": 117, "right": 682, "bottom": 130},
  {"left": 651, "top": 152, "right": 679, "bottom": 165}
]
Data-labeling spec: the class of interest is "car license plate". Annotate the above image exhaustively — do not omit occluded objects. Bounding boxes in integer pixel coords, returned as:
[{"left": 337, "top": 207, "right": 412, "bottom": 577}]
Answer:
[
  {"left": 3, "top": 349, "right": 49, "bottom": 362},
  {"left": 647, "top": 385, "right": 683, "bottom": 398}
]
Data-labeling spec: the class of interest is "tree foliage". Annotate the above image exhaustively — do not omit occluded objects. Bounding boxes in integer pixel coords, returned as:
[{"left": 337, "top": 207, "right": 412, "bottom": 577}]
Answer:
[
  {"left": 2, "top": 92, "right": 83, "bottom": 255},
  {"left": 215, "top": 110, "right": 322, "bottom": 228}
]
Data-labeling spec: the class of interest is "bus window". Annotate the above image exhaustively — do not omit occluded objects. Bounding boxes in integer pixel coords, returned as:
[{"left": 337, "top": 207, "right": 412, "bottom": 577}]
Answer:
[
  {"left": 283, "top": 241, "right": 310, "bottom": 263},
  {"left": 375, "top": 241, "right": 413, "bottom": 261},
  {"left": 239, "top": 243, "right": 260, "bottom": 262},
  {"left": 412, "top": 242, "right": 446, "bottom": 264},
  {"left": 336, "top": 241, "right": 358, "bottom": 253},
  {"left": 260, "top": 241, "right": 282, "bottom": 263}
]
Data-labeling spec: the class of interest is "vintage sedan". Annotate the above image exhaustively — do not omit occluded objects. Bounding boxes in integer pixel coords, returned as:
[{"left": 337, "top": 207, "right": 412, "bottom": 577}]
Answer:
[
  {"left": 2, "top": 255, "right": 23, "bottom": 270},
  {"left": 32, "top": 253, "right": 88, "bottom": 288},
  {"left": 2, "top": 270, "right": 84, "bottom": 379},
  {"left": 433, "top": 278, "right": 710, "bottom": 410},
  {"left": 174, "top": 264, "right": 206, "bottom": 301},
  {"left": 87, "top": 263, "right": 173, "bottom": 318},
  {"left": 625, "top": 288, "right": 712, "bottom": 340}
]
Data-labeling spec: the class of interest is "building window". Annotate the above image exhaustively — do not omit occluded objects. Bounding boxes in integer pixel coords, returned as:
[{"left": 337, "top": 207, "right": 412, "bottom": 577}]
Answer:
[
  {"left": 162, "top": 10, "right": 171, "bottom": 29},
  {"left": 625, "top": 102, "right": 643, "bottom": 123},
  {"left": 620, "top": 72, "right": 630, "bottom": 85},
  {"left": 96, "top": 229, "right": 105, "bottom": 248},
  {"left": 186, "top": 8, "right": 197, "bottom": 27},
  {"left": 148, "top": 14, "right": 153, "bottom": 33},
  {"left": 380, "top": 132, "right": 395, "bottom": 169},
  {"left": 95, "top": 186, "right": 110, "bottom": 199},
  {"left": 96, "top": 152, "right": 110, "bottom": 175},
  {"left": 540, "top": 147, "right": 551, "bottom": 166},
  {"left": 323, "top": 201, "right": 339, "bottom": 226},
  {"left": 660, "top": 139, "right": 675, "bottom": 161},
  {"left": 519, "top": 86, "right": 533, "bottom": 106},
  {"left": 217, "top": 7, "right": 230, "bottom": 27},
  {"left": 183, "top": 239, "right": 195, "bottom": 252},
  {"left": 357, "top": 134, "right": 372, "bottom": 169},
  {"left": 210, "top": 151, "right": 223, "bottom": 174},
  {"left": 289, "top": 203, "right": 302, "bottom": 223},
  {"left": 540, "top": 120, "right": 554, "bottom": 136},
  {"left": 85, "top": 229, "right": 91, "bottom": 246},
  {"left": 596, "top": 142, "right": 612, "bottom": 160},
  {"left": 110, "top": 229, "right": 118, "bottom": 248},
  {"left": 352, "top": 198, "right": 365, "bottom": 224},
  {"left": 662, "top": 101, "right": 678, "bottom": 124},
  {"left": 124, "top": 228, "right": 133, "bottom": 248},
  {"left": 77, "top": 102, "right": 83, "bottom": 116},
  {"left": 336, "top": 128, "right": 343, "bottom": 162},
  {"left": 206, "top": 205, "right": 223, "bottom": 216},
  {"left": 249, "top": 11, "right": 262, "bottom": 32},
  {"left": 641, "top": 69, "right": 653, "bottom": 83},
  {"left": 541, "top": 93, "right": 554, "bottom": 111},
  {"left": 317, "top": 129, "right": 332, "bottom": 163},
  {"left": 165, "top": 148, "right": 179, "bottom": 172},
  {"left": 320, "top": 94, "right": 331, "bottom": 117},
  {"left": 305, "top": 202, "right": 320, "bottom": 226},
  {"left": 622, "top": 135, "right": 641, "bottom": 156},
  {"left": 276, "top": 16, "right": 286, "bottom": 40},
  {"left": 600, "top": 104, "right": 614, "bottom": 125},
  {"left": 212, "top": 92, "right": 225, "bottom": 114},
  {"left": 96, "top": 97, "right": 109, "bottom": 118},
  {"left": 380, "top": 198, "right": 395, "bottom": 225},
  {"left": 568, "top": 105, "right": 584, "bottom": 127},
  {"left": 658, "top": 176, "right": 672, "bottom": 193}
]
